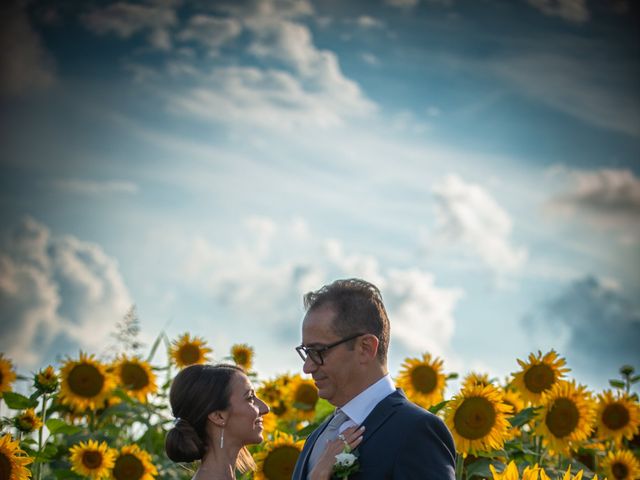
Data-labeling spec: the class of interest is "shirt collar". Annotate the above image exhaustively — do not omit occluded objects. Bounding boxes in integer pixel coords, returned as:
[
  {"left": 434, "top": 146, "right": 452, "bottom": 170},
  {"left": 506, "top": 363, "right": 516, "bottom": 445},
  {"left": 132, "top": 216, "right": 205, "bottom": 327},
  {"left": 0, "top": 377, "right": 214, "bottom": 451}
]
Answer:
[{"left": 340, "top": 374, "right": 395, "bottom": 425}]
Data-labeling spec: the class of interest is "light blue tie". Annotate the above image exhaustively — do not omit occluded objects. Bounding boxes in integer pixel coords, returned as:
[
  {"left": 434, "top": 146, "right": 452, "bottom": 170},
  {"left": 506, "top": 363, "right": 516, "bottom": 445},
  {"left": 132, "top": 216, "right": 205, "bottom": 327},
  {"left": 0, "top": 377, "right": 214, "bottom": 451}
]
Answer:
[{"left": 307, "top": 409, "right": 349, "bottom": 476}]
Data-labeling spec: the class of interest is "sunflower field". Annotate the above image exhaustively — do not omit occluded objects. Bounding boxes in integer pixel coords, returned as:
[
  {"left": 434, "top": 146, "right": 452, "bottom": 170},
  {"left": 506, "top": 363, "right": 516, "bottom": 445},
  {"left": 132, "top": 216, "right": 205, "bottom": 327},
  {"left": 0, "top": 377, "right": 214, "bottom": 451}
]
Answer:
[{"left": 1, "top": 324, "right": 639, "bottom": 480}]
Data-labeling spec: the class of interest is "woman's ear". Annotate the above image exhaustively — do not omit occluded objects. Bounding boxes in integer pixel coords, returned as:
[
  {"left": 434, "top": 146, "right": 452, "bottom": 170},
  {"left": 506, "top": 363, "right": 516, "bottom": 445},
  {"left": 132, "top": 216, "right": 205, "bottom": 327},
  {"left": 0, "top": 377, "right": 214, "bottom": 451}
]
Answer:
[{"left": 208, "top": 411, "right": 227, "bottom": 427}]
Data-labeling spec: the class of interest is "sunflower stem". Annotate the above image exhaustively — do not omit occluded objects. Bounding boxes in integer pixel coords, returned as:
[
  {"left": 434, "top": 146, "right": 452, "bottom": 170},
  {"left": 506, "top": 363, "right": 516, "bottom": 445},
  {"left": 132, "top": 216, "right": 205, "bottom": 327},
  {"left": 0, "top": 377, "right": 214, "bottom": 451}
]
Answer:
[
  {"left": 36, "top": 392, "right": 48, "bottom": 480},
  {"left": 455, "top": 454, "right": 464, "bottom": 480}
]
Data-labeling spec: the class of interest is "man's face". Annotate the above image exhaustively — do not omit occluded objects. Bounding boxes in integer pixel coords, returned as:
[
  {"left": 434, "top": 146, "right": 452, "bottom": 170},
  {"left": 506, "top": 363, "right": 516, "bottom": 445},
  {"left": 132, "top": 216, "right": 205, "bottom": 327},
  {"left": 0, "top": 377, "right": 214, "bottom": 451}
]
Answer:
[{"left": 301, "top": 305, "right": 360, "bottom": 407}]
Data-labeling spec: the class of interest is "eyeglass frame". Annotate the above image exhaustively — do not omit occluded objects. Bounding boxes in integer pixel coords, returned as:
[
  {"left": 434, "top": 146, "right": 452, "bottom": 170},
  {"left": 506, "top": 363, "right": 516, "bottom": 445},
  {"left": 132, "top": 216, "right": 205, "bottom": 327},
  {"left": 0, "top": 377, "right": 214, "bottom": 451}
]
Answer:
[{"left": 295, "top": 332, "right": 367, "bottom": 365}]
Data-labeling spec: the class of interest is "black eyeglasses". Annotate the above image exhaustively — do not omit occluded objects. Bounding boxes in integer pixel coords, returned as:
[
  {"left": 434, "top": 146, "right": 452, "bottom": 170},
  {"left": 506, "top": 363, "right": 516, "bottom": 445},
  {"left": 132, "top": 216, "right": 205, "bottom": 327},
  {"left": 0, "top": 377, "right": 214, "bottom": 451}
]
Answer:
[{"left": 296, "top": 333, "right": 365, "bottom": 365}]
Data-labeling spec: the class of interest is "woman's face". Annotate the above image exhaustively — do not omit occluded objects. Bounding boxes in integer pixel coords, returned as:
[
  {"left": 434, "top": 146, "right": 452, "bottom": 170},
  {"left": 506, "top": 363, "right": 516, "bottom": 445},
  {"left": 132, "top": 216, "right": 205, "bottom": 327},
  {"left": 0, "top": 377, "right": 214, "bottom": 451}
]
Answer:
[{"left": 225, "top": 372, "right": 270, "bottom": 446}]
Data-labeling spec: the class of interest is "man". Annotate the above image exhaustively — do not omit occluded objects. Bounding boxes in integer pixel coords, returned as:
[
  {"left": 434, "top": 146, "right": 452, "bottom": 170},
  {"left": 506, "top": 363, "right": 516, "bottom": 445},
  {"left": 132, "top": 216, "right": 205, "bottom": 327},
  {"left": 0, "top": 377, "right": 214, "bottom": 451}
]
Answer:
[{"left": 292, "top": 278, "right": 456, "bottom": 480}]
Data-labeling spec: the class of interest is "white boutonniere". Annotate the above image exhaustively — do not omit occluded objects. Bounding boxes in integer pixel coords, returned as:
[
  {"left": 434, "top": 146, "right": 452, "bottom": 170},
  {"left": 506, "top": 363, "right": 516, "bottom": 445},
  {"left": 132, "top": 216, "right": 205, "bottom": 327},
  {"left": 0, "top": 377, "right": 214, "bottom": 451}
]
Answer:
[{"left": 332, "top": 445, "right": 359, "bottom": 479}]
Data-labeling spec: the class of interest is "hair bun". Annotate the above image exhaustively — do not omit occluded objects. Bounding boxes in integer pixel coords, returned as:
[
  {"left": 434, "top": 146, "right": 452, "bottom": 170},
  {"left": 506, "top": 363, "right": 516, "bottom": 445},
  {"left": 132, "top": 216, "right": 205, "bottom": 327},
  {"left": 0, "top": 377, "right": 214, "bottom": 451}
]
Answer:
[{"left": 165, "top": 416, "right": 205, "bottom": 462}]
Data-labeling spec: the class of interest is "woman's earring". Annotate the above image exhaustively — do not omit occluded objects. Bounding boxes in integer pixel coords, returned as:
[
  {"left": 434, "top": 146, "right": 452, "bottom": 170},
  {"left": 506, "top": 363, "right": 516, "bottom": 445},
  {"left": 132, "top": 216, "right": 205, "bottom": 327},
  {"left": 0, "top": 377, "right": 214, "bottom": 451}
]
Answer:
[{"left": 220, "top": 425, "right": 225, "bottom": 449}]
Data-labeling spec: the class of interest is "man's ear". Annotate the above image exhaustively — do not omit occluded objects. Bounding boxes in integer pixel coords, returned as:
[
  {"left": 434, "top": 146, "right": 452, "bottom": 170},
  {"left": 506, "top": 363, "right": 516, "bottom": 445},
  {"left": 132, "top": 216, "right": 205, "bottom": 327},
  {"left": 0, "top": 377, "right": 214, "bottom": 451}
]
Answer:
[
  {"left": 359, "top": 334, "right": 379, "bottom": 362},
  {"left": 208, "top": 411, "right": 227, "bottom": 427}
]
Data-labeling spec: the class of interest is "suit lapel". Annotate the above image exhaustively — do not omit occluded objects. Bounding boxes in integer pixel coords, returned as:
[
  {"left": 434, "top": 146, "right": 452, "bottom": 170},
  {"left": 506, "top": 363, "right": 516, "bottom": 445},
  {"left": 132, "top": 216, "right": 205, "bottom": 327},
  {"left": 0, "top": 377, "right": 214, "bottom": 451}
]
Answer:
[{"left": 359, "top": 389, "right": 405, "bottom": 446}]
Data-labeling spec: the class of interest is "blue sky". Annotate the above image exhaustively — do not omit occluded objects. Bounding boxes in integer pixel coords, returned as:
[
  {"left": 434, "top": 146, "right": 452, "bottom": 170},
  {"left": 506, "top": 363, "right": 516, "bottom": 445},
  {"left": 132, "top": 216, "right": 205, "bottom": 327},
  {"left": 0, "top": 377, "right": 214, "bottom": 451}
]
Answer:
[{"left": 1, "top": 0, "right": 639, "bottom": 392}]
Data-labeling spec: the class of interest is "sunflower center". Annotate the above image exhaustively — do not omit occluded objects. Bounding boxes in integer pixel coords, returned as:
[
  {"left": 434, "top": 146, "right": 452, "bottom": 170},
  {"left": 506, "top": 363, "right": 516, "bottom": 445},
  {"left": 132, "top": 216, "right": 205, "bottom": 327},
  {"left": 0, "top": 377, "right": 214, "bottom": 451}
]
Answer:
[
  {"left": 82, "top": 451, "right": 104, "bottom": 469},
  {"left": 120, "top": 363, "right": 149, "bottom": 391},
  {"left": 178, "top": 345, "right": 201, "bottom": 365},
  {"left": 453, "top": 396, "right": 496, "bottom": 440},
  {"left": 262, "top": 445, "right": 300, "bottom": 480},
  {"left": 272, "top": 401, "right": 288, "bottom": 416},
  {"left": 546, "top": 398, "right": 579, "bottom": 438},
  {"left": 523, "top": 364, "right": 555, "bottom": 393},
  {"left": 68, "top": 364, "right": 105, "bottom": 398},
  {"left": 410, "top": 365, "right": 437, "bottom": 394},
  {"left": 611, "top": 461, "right": 628, "bottom": 479},
  {"left": 234, "top": 350, "right": 249, "bottom": 366},
  {"left": 0, "top": 452, "right": 12, "bottom": 480},
  {"left": 602, "top": 403, "right": 630, "bottom": 431},
  {"left": 113, "top": 454, "right": 144, "bottom": 480},
  {"left": 294, "top": 384, "right": 318, "bottom": 411}
]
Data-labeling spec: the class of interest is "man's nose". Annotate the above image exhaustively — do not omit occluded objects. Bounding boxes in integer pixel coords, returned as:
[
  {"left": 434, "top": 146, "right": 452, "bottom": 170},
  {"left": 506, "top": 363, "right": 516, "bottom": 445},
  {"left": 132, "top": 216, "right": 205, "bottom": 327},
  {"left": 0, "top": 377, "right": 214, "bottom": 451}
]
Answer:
[{"left": 303, "top": 356, "right": 317, "bottom": 374}]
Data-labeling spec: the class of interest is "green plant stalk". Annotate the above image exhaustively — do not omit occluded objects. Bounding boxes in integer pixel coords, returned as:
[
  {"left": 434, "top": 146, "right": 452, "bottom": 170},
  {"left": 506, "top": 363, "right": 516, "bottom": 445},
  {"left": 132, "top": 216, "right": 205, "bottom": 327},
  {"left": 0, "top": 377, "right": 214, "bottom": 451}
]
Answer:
[
  {"left": 455, "top": 454, "right": 464, "bottom": 480},
  {"left": 36, "top": 392, "right": 48, "bottom": 480}
]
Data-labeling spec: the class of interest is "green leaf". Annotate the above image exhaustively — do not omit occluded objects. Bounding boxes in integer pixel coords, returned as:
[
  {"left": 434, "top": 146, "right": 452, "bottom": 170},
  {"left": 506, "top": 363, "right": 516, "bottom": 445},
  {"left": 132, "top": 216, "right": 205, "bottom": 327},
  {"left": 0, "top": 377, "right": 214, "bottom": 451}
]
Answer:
[
  {"left": 465, "top": 458, "right": 493, "bottom": 478},
  {"left": 428, "top": 400, "right": 449, "bottom": 414},
  {"left": 46, "top": 418, "right": 81, "bottom": 435},
  {"left": 629, "top": 375, "right": 640, "bottom": 384},
  {"left": 619, "top": 365, "right": 635, "bottom": 376},
  {"left": 147, "top": 331, "right": 165, "bottom": 363},
  {"left": 446, "top": 373, "right": 459, "bottom": 380},
  {"left": 508, "top": 406, "right": 538, "bottom": 427},
  {"left": 609, "top": 380, "right": 626, "bottom": 389},
  {"left": 1, "top": 391, "right": 38, "bottom": 409}
]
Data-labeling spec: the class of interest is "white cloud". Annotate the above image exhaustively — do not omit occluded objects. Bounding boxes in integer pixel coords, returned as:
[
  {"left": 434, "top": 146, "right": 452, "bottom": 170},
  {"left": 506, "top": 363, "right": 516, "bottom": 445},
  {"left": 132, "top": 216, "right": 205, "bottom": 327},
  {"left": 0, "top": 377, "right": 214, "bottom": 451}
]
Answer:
[
  {"left": 81, "top": 2, "right": 178, "bottom": 50},
  {"left": 167, "top": 64, "right": 375, "bottom": 131},
  {"left": 177, "top": 15, "right": 242, "bottom": 53},
  {"left": 432, "top": 175, "right": 527, "bottom": 275},
  {"left": 547, "top": 168, "right": 640, "bottom": 242},
  {"left": 182, "top": 216, "right": 462, "bottom": 373},
  {"left": 526, "top": 0, "right": 589, "bottom": 23},
  {"left": 0, "top": 218, "right": 132, "bottom": 367},
  {"left": 52, "top": 179, "right": 139, "bottom": 195},
  {"left": 361, "top": 53, "right": 380, "bottom": 66},
  {"left": 356, "top": 16, "right": 384, "bottom": 29},
  {"left": 0, "top": 2, "right": 55, "bottom": 96}
]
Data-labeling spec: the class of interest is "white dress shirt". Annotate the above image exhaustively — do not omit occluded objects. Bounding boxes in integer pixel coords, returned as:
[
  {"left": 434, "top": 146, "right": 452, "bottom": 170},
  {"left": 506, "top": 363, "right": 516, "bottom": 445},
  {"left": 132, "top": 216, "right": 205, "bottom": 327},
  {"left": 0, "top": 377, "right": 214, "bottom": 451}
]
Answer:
[{"left": 336, "top": 374, "right": 395, "bottom": 433}]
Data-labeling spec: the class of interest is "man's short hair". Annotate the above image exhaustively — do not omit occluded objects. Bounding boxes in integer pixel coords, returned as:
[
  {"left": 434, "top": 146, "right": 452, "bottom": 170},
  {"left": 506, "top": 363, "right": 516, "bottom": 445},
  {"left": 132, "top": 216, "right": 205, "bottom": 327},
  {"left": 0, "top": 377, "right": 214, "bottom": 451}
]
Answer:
[{"left": 303, "top": 278, "right": 390, "bottom": 364}]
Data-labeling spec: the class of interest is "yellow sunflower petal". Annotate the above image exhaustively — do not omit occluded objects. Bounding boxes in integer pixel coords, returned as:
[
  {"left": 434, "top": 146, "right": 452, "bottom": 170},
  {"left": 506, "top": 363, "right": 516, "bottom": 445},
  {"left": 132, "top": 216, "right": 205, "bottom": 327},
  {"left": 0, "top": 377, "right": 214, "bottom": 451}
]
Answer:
[
  {"left": 0, "top": 354, "right": 18, "bottom": 396},
  {"left": 511, "top": 350, "right": 570, "bottom": 404},
  {"left": 59, "top": 352, "right": 116, "bottom": 411},
  {"left": 231, "top": 343, "right": 255, "bottom": 371},
  {"left": 396, "top": 353, "right": 447, "bottom": 408},
  {"left": 0, "top": 434, "right": 33, "bottom": 480},
  {"left": 601, "top": 450, "right": 640, "bottom": 480},
  {"left": 169, "top": 333, "right": 212, "bottom": 369},
  {"left": 112, "top": 356, "right": 157, "bottom": 403},
  {"left": 253, "top": 431, "right": 305, "bottom": 480},
  {"left": 535, "top": 380, "right": 595, "bottom": 456},
  {"left": 112, "top": 444, "right": 158, "bottom": 480},
  {"left": 444, "top": 384, "right": 512, "bottom": 455},
  {"left": 596, "top": 390, "right": 640, "bottom": 445},
  {"left": 285, "top": 374, "right": 319, "bottom": 421},
  {"left": 69, "top": 439, "right": 115, "bottom": 479}
]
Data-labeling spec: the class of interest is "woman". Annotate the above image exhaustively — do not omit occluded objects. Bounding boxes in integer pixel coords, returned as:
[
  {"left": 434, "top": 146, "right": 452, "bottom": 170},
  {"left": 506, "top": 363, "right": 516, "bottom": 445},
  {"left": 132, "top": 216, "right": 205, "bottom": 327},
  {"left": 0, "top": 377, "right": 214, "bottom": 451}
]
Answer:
[{"left": 165, "top": 364, "right": 363, "bottom": 480}]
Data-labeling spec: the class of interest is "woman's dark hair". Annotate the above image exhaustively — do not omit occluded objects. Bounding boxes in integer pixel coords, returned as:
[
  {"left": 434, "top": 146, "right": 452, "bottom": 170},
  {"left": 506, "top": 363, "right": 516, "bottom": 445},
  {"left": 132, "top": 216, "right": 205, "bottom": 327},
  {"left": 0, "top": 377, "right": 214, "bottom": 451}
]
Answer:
[{"left": 165, "top": 363, "right": 246, "bottom": 464}]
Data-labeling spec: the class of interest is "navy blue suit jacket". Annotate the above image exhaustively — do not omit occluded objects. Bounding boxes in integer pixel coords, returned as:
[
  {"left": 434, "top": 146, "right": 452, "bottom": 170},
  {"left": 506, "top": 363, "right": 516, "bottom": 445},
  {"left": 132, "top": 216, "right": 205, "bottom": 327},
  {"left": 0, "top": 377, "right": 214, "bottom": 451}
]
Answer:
[{"left": 292, "top": 389, "right": 456, "bottom": 479}]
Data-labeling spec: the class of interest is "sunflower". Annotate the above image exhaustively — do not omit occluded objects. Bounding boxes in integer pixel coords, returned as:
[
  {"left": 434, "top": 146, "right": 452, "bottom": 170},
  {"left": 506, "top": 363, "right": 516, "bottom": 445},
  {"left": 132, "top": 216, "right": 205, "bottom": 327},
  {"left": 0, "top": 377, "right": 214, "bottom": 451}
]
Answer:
[
  {"left": 444, "top": 384, "right": 512, "bottom": 455},
  {"left": 489, "top": 461, "right": 543, "bottom": 480},
  {"left": 231, "top": 343, "right": 255, "bottom": 371},
  {"left": 535, "top": 380, "right": 595, "bottom": 455},
  {"left": 0, "top": 354, "right": 17, "bottom": 397},
  {"left": 59, "top": 352, "right": 116, "bottom": 411},
  {"left": 69, "top": 439, "right": 115, "bottom": 479},
  {"left": 501, "top": 388, "right": 526, "bottom": 439},
  {"left": 111, "top": 444, "right": 158, "bottom": 480},
  {"left": 254, "top": 431, "right": 305, "bottom": 480},
  {"left": 169, "top": 333, "right": 212, "bottom": 369},
  {"left": 286, "top": 375, "right": 319, "bottom": 421},
  {"left": 601, "top": 450, "right": 640, "bottom": 480},
  {"left": 258, "top": 375, "right": 293, "bottom": 419},
  {"left": 0, "top": 434, "right": 33, "bottom": 480},
  {"left": 595, "top": 390, "right": 640, "bottom": 444},
  {"left": 14, "top": 408, "right": 43, "bottom": 433},
  {"left": 462, "top": 372, "right": 493, "bottom": 390},
  {"left": 112, "top": 356, "right": 157, "bottom": 403},
  {"left": 512, "top": 350, "right": 570, "bottom": 404},
  {"left": 396, "top": 353, "right": 447, "bottom": 408},
  {"left": 34, "top": 365, "right": 58, "bottom": 393}
]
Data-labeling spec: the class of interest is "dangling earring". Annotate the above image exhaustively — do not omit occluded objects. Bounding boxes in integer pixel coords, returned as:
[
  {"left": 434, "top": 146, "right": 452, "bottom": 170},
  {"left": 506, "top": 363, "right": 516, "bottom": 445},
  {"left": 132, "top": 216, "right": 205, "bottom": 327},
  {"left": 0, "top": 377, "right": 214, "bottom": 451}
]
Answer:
[{"left": 220, "top": 425, "right": 225, "bottom": 449}]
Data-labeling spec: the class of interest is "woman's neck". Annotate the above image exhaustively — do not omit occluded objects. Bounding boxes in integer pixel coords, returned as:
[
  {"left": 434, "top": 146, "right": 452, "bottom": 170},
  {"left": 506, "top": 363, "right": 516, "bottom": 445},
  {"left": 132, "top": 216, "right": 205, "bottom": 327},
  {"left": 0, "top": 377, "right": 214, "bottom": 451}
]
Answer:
[{"left": 193, "top": 444, "right": 240, "bottom": 480}]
